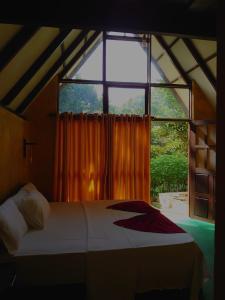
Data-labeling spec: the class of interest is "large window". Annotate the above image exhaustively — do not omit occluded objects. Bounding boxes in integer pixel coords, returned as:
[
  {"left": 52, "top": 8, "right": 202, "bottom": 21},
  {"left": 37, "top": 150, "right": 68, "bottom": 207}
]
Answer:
[
  {"left": 58, "top": 32, "right": 191, "bottom": 212},
  {"left": 59, "top": 32, "right": 190, "bottom": 119}
]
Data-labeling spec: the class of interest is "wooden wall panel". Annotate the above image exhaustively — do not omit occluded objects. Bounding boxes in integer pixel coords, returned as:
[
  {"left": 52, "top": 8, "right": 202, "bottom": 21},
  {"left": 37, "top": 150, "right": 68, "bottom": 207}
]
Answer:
[
  {"left": 192, "top": 80, "right": 216, "bottom": 120},
  {"left": 0, "top": 107, "right": 30, "bottom": 202},
  {"left": 190, "top": 80, "right": 216, "bottom": 223},
  {"left": 24, "top": 76, "right": 58, "bottom": 201}
]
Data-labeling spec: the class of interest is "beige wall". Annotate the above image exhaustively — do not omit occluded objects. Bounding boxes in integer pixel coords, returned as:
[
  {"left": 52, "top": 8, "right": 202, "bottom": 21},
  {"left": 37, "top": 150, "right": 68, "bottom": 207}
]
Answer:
[
  {"left": 0, "top": 107, "right": 30, "bottom": 202},
  {"left": 24, "top": 76, "right": 58, "bottom": 201}
]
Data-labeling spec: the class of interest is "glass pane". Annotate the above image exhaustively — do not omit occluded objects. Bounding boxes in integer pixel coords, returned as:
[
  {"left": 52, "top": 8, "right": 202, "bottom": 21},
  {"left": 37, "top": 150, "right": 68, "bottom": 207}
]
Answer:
[
  {"left": 151, "top": 35, "right": 185, "bottom": 84},
  {"left": 151, "top": 60, "right": 167, "bottom": 83},
  {"left": 59, "top": 84, "right": 103, "bottom": 113},
  {"left": 108, "top": 87, "right": 145, "bottom": 115},
  {"left": 106, "top": 40, "right": 147, "bottom": 83},
  {"left": 69, "top": 42, "right": 103, "bottom": 80},
  {"left": 151, "top": 87, "right": 189, "bottom": 119}
]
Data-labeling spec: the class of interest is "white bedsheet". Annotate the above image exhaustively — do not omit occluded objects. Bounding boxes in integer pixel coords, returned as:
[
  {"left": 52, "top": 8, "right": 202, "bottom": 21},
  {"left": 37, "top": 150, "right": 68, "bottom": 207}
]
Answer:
[
  {"left": 15, "top": 202, "right": 87, "bottom": 256},
  {"left": 14, "top": 201, "right": 203, "bottom": 300},
  {"left": 15, "top": 200, "right": 193, "bottom": 256}
]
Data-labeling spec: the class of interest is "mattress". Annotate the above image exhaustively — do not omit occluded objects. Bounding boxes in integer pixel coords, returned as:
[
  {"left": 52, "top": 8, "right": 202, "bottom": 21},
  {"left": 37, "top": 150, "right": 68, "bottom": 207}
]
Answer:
[{"left": 15, "top": 200, "right": 203, "bottom": 300}]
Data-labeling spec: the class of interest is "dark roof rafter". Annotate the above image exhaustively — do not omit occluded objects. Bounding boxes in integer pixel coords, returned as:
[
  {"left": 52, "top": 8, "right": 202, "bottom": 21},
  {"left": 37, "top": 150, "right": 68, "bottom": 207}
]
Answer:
[
  {"left": 155, "top": 37, "right": 180, "bottom": 62},
  {"left": 182, "top": 38, "right": 216, "bottom": 89},
  {"left": 16, "top": 30, "right": 89, "bottom": 114},
  {"left": 168, "top": 37, "right": 180, "bottom": 48},
  {"left": 155, "top": 35, "right": 191, "bottom": 86},
  {"left": 60, "top": 31, "right": 101, "bottom": 79},
  {"left": 171, "top": 52, "right": 217, "bottom": 84},
  {"left": 0, "top": 26, "right": 39, "bottom": 72},
  {"left": 0, "top": 104, "right": 25, "bottom": 120},
  {"left": 1, "top": 29, "right": 72, "bottom": 106}
]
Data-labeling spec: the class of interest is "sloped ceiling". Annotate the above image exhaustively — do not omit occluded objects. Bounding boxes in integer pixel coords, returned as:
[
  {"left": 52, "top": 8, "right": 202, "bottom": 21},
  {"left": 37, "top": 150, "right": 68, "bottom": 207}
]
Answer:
[
  {"left": 152, "top": 35, "right": 217, "bottom": 108},
  {"left": 0, "top": 25, "right": 100, "bottom": 114},
  {"left": 0, "top": 24, "right": 216, "bottom": 116},
  {"left": 0, "top": 0, "right": 216, "bottom": 38}
]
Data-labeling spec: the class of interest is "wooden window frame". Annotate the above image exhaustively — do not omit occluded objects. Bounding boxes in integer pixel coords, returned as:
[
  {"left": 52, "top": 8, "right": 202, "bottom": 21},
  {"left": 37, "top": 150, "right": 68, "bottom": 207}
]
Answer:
[{"left": 59, "top": 31, "right": 191, "bottom": 119}]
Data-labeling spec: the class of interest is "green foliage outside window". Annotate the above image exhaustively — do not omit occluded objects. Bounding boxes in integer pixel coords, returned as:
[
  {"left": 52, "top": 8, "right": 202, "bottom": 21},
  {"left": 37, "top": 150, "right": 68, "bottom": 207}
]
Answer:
[
  {"left": 151, "top": 121, "right": 188, "bottom": 158},
  {"left": 151, "top": 154, "right": 188, "bottom": 200},
  {"left": 150, "top": 88, "right": 188, "bottom": 201},
  {"left": 59, "top": 83, "right": 102, "bottom": 113},
  {"left": 109, "top": 96, "right": 145, "bottom": 115},
  {"left": 151, "top": 87, "right": 187, "bottom": 119}
]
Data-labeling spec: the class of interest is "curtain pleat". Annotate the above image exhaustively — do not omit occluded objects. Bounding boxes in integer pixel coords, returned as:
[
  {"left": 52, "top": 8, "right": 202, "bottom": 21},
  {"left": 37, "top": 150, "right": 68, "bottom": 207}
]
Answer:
[{"left": 53, "top": 113, "right": 150, "bottom": 203}]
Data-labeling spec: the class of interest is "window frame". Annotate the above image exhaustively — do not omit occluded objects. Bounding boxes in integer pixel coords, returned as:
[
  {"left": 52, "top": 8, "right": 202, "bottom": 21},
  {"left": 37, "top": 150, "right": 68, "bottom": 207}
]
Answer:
[{"left": 59, "top": 31, "right": 191, "bottom": 119}]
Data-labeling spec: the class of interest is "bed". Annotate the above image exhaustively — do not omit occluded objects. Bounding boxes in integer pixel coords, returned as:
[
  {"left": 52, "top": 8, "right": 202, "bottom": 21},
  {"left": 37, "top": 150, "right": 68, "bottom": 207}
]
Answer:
[{"left": 13, "top": 200, "right": 203, "bottom": 300}]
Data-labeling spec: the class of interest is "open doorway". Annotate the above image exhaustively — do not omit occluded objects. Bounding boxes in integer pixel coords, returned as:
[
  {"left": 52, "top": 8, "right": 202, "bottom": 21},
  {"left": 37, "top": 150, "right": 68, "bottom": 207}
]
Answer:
[
  {"left": 149, "top": 83, "right": 190, "bottom": 220},
  {"left": 151, "top": 120, "right": 189, "bottom": 220}
]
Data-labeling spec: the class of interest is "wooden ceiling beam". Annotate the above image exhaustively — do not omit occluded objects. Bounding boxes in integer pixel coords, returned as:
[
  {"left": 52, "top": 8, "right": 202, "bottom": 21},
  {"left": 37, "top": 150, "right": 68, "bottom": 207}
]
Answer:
[
  {"left": 60, "top": 31, "right": 101, "bottom": 79},
  {"left": 155, "top": 37, "right": 180, "bottom": 62},
  {"left": 0, "top": 104, "right": 25, "bottom": 120},
  {"left": 155, "top": 35, "right": 191, "bottom": 85},
  {"left": 168, "top": 37, "right": 180, "bottom": 48},
  {"left": 183, "top": 38, "right": 216, "bottom": 89},
  {"left": 1, "top": 29, "right": 72, "bottom": 106},
  {"left": 0, "top": 26, "right": 39, "bottom": 72},
  {"left": 171, "top": 52, "right": 217, "bottom": 83},
  {"left": 205, "top": 52, "right": 217, "bottom": 62},
  {"left": 16, "top": 30, "right": 88, "bottom": 114}
]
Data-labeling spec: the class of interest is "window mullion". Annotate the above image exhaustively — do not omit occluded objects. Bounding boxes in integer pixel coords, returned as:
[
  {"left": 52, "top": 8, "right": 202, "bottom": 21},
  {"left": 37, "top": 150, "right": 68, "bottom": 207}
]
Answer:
[
  {"left": 103, "top": 31, "right": 108, "bottom": 113},
  {"left": 146, "top": 34, "right": 151, "bottom": 115}
]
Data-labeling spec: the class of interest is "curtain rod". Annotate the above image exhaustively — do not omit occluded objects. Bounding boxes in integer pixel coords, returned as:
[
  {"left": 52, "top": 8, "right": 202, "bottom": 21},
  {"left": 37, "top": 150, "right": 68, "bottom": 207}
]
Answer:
[
  {"left": 48, "top": 113, "right": 190, "bottom": 122},
  {"left": 48, "top": 113, "right": 216, "bottom": 124}
]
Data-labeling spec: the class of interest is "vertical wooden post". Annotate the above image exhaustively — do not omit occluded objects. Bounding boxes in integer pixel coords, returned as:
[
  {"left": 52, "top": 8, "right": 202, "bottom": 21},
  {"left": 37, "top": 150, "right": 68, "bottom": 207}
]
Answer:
[{"left": 215, "top": 1, "right": 225, "bottom": 299}]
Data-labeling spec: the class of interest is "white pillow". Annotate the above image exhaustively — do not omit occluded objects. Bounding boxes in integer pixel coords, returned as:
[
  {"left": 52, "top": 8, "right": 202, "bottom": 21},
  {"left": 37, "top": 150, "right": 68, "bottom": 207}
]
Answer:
[
  {"left": 0, "top": 200, "right": 28, "bottom": 253},
  {"left": 10, "top": 188, "right": 28, "bottom": 207},
  {"left": 11, "top": 182, "right": 37, "bottom": 208},
  {"left": 21, "top": 182, "right": 37, "bottom": 193},
  {"left": 18, "top": 190, "right": 50, "bottom": 229}
]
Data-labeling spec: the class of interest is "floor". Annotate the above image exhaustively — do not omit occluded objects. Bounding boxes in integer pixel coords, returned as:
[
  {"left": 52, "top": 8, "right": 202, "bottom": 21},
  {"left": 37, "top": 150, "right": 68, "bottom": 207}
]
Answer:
[
  {"left": 154, "top": 192, "right": 214, "bottom": 300},
  {"left": 163, "top": 215, "right": 215, "bottom": 300},
  {"left": 158, "top": 191, "right": 189, "bottom": 221},
  {"left": 177, "top": 218, "right": 214, "bottom": 300}
]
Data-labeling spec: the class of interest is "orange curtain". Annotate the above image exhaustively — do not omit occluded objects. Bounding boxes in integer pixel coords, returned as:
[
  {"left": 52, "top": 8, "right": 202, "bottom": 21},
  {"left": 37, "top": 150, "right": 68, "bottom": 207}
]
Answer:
[
  {"left": 53, "top": 113, "right": 150, "bottom": 203},
  {"left": 53, "top": 113, "right": 108, "bottom": 202},
  {"left": 109, "top": 115, "right": 150, "bottom": 202}
]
